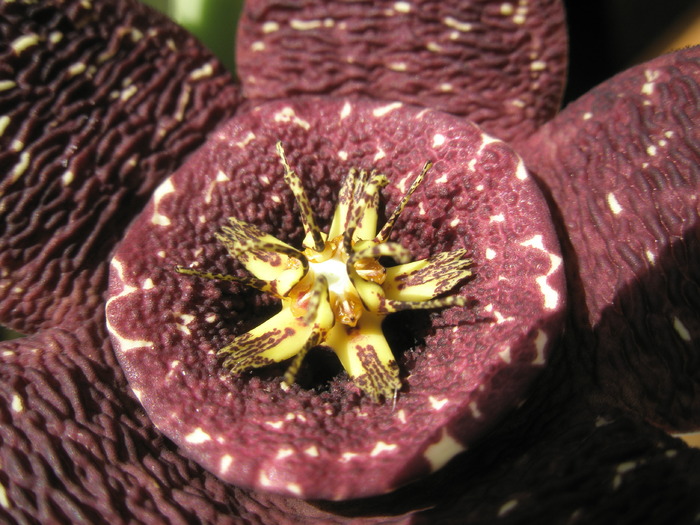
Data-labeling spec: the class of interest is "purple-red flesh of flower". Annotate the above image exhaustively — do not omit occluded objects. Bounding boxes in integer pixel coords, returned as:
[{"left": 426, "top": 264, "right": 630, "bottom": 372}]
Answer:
[{"left": 106, "top": 97, "right": 566, "bottom": 500}]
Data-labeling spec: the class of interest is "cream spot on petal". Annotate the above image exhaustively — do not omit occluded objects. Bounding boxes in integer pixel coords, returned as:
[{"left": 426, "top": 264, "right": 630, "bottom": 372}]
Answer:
[
  {"left": 259, "top": 470, "right": 274, "bottom": 488},
  {"left": 304, "top": 445, "right": 319, "bottom": 457},
  {"left": 235, "top": 131, "right": 256, "bottom": 148},
  {"left": 498, "top": 499, "right": 519, "bottom": 517},
  {"left": 490, "top": 213, "right": 505, "bottom": 222},
  {"left": 276, "top": 448, "right": 295, "bottom": 460},
  {"left": 11, "top": 394, "right": 24, "bottom": 413},
  {"left": 443, "top": 16, "right": 473, "bottom": 32},
  {"left": 374, "top": 147, "right": 386, "bottom": 161},
  {"left": 500, "top": 3, "right": 514, "bottom": 15},
  {"left": 274, "top": 106, "right": 311, "bottom": 130},
  {"left": 0, "top": 482, "right": 9, "bottom": 509},
  {"left": 432, "top": 133, "right": 446, "bottom": 147},
  {"left": 530, "top": 60, "right": 547, "bottom": 71},
  {"left": 646, "top": 250, "right": 656, "bottom": 265},
  {"left": 673, "top": 317, "right": 692, "bottom": 342},
  {"left": 185, "top": 428, "right": 211, "bottom": 444},
  {"left": 265, "top": 420, "right": 285, "bottom": 429},
  {"left": 251, "top": 41, "right": 265, "bottom": 51},
  {"left": 607, "top": 193, "right": 623, "bottom": 215},
  {"left": 388, "top": 62, "right": 407, "bottom": 72},
  {"left": 286, "top": 483, "right": 303, "bottom": 497},
  {"left": 394, "top": 1, "right": 411, "bottom": 13},
  {"left": 340, "top": 451, "right": 359, "bottom": 462},
  {"left": 469, "top": 401, "right": 482, "bottom": 419},
  {"left": 646, "top": 145, "right": 657, "bottom": 156},
  {"left": 290, "top": 19, "right": 332, "bottom": 31},
  {"left": 536, "top": 273, "right": 560, "bottom": 310},
  {"left": 499, "top": 346, "right": 512, "bottom": 363},
  {"left": 219, "top": 454, "right": 234, "bottom": 474},
  {"left": 533, "top": 329, "right": 548, "bottom": 365},
  {"left": 151, "top": 178, "right": 175, "bottom": 226},
  {"left": 396, "top": 409, "right": 407, "bottom": 424},
  {"left": 340, "top": 101, "right": 353, "bottom": 120},
  {"left": 0, "top": 115, "right": 10, "bottom": 137},
  {"left": 424, "top": 428, "right": 465, "bottom": 472},
  {"left": 61, "top": 170, "right": 74, "bottom": 186},
  {"left": 189, "top": 62, "right": 214, "bottom": 80},
  {"left": 514, "top": 159, "right": 528, "bottom": 181},
  {"left": 485, "top": 248, "right": 497, "bottom": 260},
  {"left": 9, "top": 152, "right": 30, "bottom": 184},
  {"left": 338, "top": 150, "right": 348, "bottom": 161},
  {"left": 429, "top": 396, "right": 449, "bottom": 410},
  {"left": 373, "top": 102, "right": 403, "bottom": 117},
  {"left": 583, "top": 112, "right": 593, "bottom": 120},
  {"left": 262, "top": 21, "right": 280, "bottom": 33},
  {"left": 12, "top": 33, "right": 40, "bottom": 54},
  {"left": 370, "top": 441, "right": 398, "bottom": 456}
]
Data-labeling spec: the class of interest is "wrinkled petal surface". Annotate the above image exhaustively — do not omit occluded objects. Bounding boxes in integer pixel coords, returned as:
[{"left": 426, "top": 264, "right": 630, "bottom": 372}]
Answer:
[
  {"left": 237, "top": 0, "right": 567, "bottom": 144},
  {"left": 0, "top": 0, "right": 240, "bottom": 333},
  {"left": 520, "top": 46, "right": 700, "bottom": 431}
]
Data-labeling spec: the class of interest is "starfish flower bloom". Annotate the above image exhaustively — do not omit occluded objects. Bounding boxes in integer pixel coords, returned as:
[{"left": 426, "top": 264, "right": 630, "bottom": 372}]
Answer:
[
  {"left": 175, "top": 142, "right": 472, "bottom": 402},
  {"left": 0, "top": 0, "right": 698, "bottom": 523}
]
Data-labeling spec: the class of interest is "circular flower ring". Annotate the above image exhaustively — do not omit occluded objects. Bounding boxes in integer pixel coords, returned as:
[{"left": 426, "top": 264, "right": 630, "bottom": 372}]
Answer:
[{"left": 106, "top": 98, "right": 565, "bottom": 499}]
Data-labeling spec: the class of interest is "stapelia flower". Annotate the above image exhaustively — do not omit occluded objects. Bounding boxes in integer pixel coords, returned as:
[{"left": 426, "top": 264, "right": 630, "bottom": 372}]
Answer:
[
  {"left": 174, "top": 141, "right": 473, "bottom": 403},
  {"left": 0, "top": 0, "right": 699, "bottom": 524}
]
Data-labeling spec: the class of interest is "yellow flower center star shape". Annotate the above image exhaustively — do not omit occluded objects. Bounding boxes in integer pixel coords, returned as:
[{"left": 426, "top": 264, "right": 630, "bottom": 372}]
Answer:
[{"left": 177, "top": 142, "right": 473, "bottom": 402}]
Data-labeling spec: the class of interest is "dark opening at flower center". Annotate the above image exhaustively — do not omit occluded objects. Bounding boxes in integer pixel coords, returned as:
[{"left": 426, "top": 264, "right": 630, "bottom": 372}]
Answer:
[{"left": 177, "top": 143, "right": 472, "bottom": 402}]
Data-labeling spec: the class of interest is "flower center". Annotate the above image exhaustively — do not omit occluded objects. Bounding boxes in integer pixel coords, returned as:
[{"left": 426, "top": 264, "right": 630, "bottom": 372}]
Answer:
[{"left": 176, "top": 142, "right": 473, "bottom": 402}]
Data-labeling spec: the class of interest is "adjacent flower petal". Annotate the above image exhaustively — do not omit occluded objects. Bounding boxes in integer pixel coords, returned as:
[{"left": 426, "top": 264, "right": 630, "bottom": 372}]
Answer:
[
  {"left": 237, "top": 0, "right": 568, "bottom": 143},
  {"left": 0, "top": 0, "right": 240, "bottom": 334},
  {"left": 520, "top": 46, "right": 700, "bottom": 431}
]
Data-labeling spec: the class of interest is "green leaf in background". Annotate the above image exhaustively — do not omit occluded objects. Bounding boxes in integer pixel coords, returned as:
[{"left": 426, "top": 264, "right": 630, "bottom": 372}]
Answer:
[{"left": 141, "top": 0, "right": 243, "bottom": 75}]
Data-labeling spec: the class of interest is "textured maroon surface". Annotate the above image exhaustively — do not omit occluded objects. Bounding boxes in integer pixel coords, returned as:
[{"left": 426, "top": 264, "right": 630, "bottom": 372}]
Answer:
[
  {"left": 1, "top": 0, "right": 699, "bottom": 522},
  {"left": 0, "top": 0, "right": 240, "bottom": 334},
  {"left": 520, "top": 46, "right": 700, "bottom": 431},
  {"left": 237, "top": 0, "right": 567, "bottom": 145},
  {"left": 107, "top": 97, "right": 565, "bottom": 500}
]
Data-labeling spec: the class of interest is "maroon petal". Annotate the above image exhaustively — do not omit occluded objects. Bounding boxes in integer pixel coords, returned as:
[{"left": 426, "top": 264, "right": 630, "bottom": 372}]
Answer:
[
  {"left": 0, "top": 324, "right": 241, "bottom": 523},
  {"left": 0, "top": 0, "right": 240, "bottom": 334},
  {"left": 106, "top": 97, "right": 566, "bottom": 500},
  {"left": 236, "top": 0, "right": 567, "bottom": 144},
  {"left": 3, "top": 323, "right": 699, "bottom": 522},
  {"left": 0, "top": 321, "right": 405, "bottom": 523},
  {"left": 520, "top": 46, "right": 700, "bottom": 431}
]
